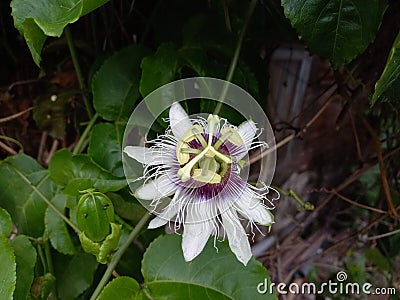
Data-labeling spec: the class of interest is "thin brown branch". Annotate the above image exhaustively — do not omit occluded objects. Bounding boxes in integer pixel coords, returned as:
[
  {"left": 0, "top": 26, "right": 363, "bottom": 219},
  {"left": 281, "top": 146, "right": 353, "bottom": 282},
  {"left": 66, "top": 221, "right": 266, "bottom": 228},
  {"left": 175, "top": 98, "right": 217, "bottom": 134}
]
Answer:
[
  {"left": 279, "top": 143, "right": 400, "bottom": 282},
  {"left": 44, "top": 139, "right": 59, "bottom": 166},
  {"left": 37, "top": 131, "right": 48, "bottom": 163},
  {"left": 0, "top": 140, "right": 17, "bottom": 155},
  {"left": 331, "top": 189, "right": 387, "bottom": 214},
  {"left": 0, "top": 107, "right": 32, "bottom": 123},
  {"left": 367, "top": 228, "right": 400, "bottom": 240},
  {"left": 362, "top": 117, "right": 399, "bottom": 219}
]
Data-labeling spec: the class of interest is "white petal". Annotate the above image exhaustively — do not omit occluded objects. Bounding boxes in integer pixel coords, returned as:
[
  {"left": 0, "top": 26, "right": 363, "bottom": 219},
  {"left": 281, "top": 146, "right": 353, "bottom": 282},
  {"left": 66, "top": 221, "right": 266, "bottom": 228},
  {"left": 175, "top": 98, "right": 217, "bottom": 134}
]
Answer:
[
  {"left": 135, "top": 174, "right": 176, "bottom": 200},
  {"left": 221, "top": 208, "right": 252, "bottom": 266},
  {"left": 148, "top": 192, "right": 183, "bottom": 229},
  {"left": 182, "top": 204, "right": 213, "bottom": 262},
  {"left": 148, "top": 215, "right": 169, "bottom": 229},
  {"left": 124, "top": 146, "right": 163, "bottom": 165},
  {"left": 169, "top": 102, "right": 192, "bottom": 140},
  {"left": 236, "top": 193, "right": 274, "bottom": 226},
  {"left": 237, "top": 120, "right": 257, "bottom": 150}
]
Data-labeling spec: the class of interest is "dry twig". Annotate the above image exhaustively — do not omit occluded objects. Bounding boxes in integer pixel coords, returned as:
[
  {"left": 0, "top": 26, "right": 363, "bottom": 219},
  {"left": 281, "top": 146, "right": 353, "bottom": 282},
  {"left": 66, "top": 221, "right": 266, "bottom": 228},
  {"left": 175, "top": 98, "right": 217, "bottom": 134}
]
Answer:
[
  {"left": 0, "top": 107, "right": 32, "bottom": 123},
  {"left": 362, "top": 117, "right": 400, "bottom": 219}
]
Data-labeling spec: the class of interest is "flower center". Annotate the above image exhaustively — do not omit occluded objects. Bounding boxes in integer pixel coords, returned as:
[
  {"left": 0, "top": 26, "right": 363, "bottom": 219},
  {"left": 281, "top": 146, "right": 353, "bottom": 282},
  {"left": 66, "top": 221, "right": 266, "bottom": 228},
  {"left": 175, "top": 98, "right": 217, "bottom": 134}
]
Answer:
[{"left": 176, "top": 114, "right": 243, "bottom": 184}]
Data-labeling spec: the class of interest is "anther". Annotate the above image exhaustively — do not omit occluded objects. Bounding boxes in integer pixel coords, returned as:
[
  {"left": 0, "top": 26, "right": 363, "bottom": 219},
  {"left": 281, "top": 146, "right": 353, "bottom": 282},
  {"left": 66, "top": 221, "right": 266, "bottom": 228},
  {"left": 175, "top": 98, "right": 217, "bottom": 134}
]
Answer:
[
  {"left": 182, "top": 125, "right": 208, "bottom": 148},
  {"left": 180, "top": 148, "right": 201, "bottom": 154},
  {"left": 219, "top": 127, "right": 243, "bottom": 146},
  {"left": 176, "top": 141, "right": 190, "bottom": 164}
]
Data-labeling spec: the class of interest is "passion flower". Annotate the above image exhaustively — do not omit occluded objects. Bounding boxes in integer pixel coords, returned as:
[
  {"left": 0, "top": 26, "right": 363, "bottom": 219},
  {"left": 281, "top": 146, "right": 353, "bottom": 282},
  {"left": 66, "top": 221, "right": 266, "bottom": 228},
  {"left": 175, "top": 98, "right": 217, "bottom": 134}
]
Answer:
[{"left": 124, "top": 103, "right": 278, "bottom": 265}]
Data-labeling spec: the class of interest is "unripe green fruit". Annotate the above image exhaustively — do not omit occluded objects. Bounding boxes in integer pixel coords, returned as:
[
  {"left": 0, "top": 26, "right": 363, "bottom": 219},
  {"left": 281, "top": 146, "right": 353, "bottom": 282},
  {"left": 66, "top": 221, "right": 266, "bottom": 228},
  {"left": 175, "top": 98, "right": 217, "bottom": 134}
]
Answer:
[{"left": 76, "top": 189, "right": 114, "bottom": 242}]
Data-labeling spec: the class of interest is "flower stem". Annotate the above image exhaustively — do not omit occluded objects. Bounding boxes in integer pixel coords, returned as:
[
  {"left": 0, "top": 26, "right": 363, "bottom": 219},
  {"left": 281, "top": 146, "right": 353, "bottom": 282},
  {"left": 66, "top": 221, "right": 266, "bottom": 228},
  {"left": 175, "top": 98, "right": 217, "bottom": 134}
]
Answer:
[
  {"left": 44, "top": 240, "right": 55, "bottom": 274},
  {"left": 214, "top": 0, "right": 258, "bottom": 115},
  {"left": 36, "top": 243, "right": 47, "bottom": 273},
  {"left": 73, "top": 113, "right": 98, "bottom": 155},
  {"left": 44, "top": 239, "right": 58, "bottom": 297},
  {"left": 65, "top": 27, "right": 94, "bottom": 119},
  {"left": 10, "top": 165, "right": 81, "bottom": 233},
  {"left": 90, "top": 213, "right": 152, "bottom": 300}
]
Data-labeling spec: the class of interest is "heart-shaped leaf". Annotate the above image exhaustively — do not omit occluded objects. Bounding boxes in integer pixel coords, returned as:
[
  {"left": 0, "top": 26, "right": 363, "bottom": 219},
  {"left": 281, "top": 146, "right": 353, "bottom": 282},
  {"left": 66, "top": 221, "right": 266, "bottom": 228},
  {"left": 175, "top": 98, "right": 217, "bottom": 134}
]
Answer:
[
  {"left": 140, "top": 42, "right": 181, "bottom": 98},
  {"left": 92, "top": 45, "right": 150, "bottom": 122},
  {"left": 281, "top": 0, "right": 388, "bottom": 68},
  {"left": 11, "top": 18, "right": 46, "bottom": 67},
  {"left": 11, "top": 0, "right": 82, "bottom": 66},
  {"left": 11, "top": 0, "right": 110, "bottom": 66},
  {"left": 141, "top": 234, "right": 277, "bottom": 300},
  {"left": 88, "top": 123, "right": 124, "bottom": 177}
]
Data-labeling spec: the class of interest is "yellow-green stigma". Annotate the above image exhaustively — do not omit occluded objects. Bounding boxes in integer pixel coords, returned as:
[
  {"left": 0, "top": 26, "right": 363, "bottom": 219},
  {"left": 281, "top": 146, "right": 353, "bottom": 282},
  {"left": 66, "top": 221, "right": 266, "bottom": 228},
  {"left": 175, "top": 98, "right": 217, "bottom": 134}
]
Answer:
[{"left": 176, "top": 115, "right": 244, "bottom": 184}]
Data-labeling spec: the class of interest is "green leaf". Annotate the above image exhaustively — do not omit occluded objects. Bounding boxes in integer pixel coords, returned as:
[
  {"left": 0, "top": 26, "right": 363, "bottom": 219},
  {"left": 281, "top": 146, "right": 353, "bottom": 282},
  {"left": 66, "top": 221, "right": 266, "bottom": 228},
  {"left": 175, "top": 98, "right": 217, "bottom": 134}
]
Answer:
[
  {"left": 365, "top": 248, "right": 389, "bottom": 272},
  {"left": 11, "top": 0, "right": 109, "bottom": 66},
  {"left": 92, "top": 45, "right": 150, "bottom": 122},
  {"left": 0, "top": 154, "right": 57, "bottom": 237},
  {"left": 116, "top": 224, "right": 164, "bottom": 280},
  {"left": 81, "top": 0, "right": 110, "bottom": 16},
  {"left": 0, "top": 235, "right": 16, "bottom": 300},
  {"left": 55, "top": 252, "right": 98, "bottom": 300},
  {"left": 142, "top": 235, "right": 276, "bottom": 300},
  {"left": 12, "top": 0, "right": 82, "bottom": 37},
  {"left": 140, "top": 43, "right": 181, "bottom": 97},
  {"left": 88, "top": 123, "right": 124, "bottom": 177},
  {"left": 281, "top": 0, "right": 388, "bottom": 68},
  {"left": 45, "top": 194, "right": 76, "bottom": 255},
  {"left": 179, "top": 47, "right": 224, "bottom": 78},
  {"left": 49, "top": 149, "right": 126, "bottom": 196},
  {"left": 10, "top": 0, "right": 81, "bottom": 66},
  {"left": 346, "top": 255, "right": 366, "bottom": 284},
  {"left": 108, "top": 192, "right": 146, "bottom": 222},
  {"left": 0, "top": 207, "right": 13, "bottom": 237},
  {"left": 378, "top": 78, "right": 400, "bottom": 104},
  {"left": 98, "top": 276, "right": 141, "bottom": 300},
  {"left": 11, "top": 235, "right": 37, "bottom": 300},
  {"left": 372, "top": 31, "right": 400, "bottom": 104},
  {"left": 15, "top": 18, "right": 46, "bottom": 66}
]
